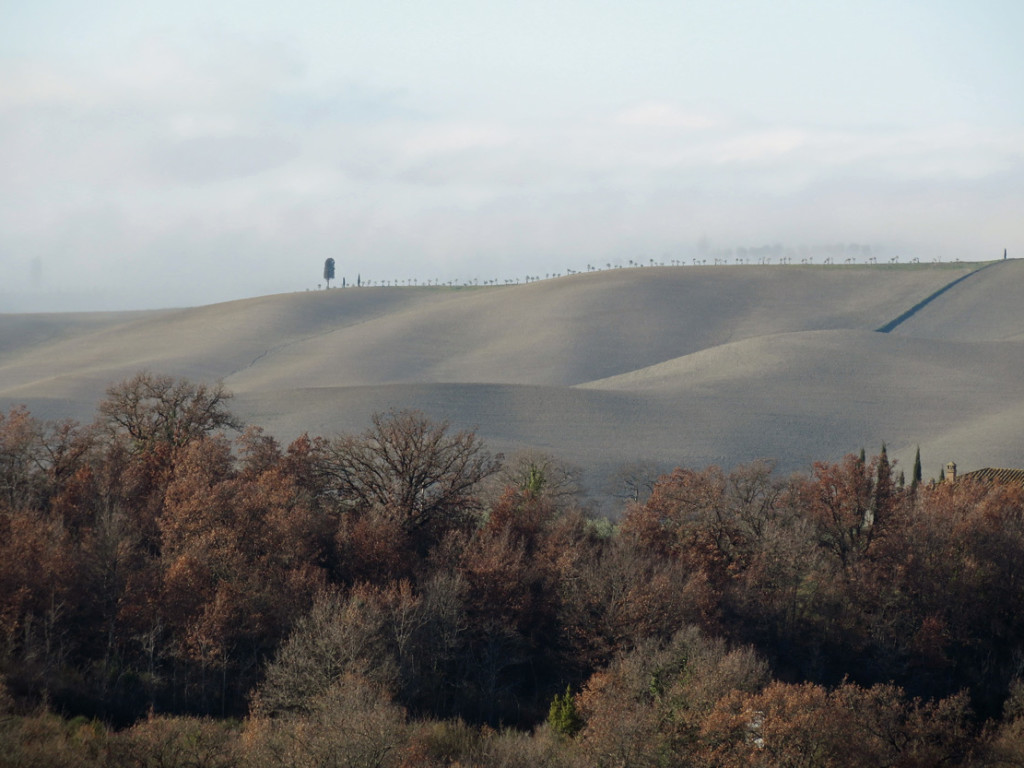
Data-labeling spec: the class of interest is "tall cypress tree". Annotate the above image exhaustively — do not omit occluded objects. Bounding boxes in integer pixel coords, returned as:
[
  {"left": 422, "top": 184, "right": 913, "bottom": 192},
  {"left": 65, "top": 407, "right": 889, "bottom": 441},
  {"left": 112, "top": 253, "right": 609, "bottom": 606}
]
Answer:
[
  {"left": 874, "top": 443, "right": 892, "bottom": 525},
  {"left": 911, "top": 446, "right": 922, "bottom": 490}
]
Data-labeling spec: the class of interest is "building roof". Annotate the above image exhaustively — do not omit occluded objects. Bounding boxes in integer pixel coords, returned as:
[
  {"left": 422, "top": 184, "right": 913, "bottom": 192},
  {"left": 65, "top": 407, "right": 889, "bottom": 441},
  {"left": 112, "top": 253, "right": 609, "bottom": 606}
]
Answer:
[{"left": 960, "top": 467, "right": 1024, "bottom": 486}]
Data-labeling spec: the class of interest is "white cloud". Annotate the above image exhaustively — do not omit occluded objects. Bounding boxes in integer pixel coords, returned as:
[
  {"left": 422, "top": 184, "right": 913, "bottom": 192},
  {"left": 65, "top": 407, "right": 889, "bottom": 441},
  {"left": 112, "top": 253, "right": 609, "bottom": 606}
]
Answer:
[
  {"left": 147, "top": 134, "right": 299, "bottom": 184},
  {"left": 0, "top": 63, "right": 98, "bottom": 109},
  {"left": 614, "top": 102, "right": 722, "bottom": 131},
  {"left": 399, "top": 122, "right": 516, "bottom": 158}
]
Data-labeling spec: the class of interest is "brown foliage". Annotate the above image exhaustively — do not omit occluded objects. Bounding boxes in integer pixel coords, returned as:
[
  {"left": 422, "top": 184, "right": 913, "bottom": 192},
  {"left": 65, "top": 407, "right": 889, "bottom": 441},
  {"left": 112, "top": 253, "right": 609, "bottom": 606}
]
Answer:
[
  {"left": 112, "top": 714, "right": 239, "bottom": 768},
  {"left": 0, "top": 710, "right": 110, "bottom": 768},
  {"left": 0, "top": 506, "right": 78, "bottom": 679},
  {"left": 245, "top": 673, "right": 407, "bottom": 768},
  {"left": 789, "top": 454, "right": 879, "bottom": 571},
  {"left": 576, "top": 627, "right": 769, "bottom": 767},
  {"left": 256, "top": 585, "right": 412, "bottom": 715},
  {"left": 700, "top": 680, "right": 974, "bottom": 768},
  {"left": 336, "top": 506, "right": 417, "bottom": 584},
  {"left": 7, "top": 376, "right": 1024, "bottom": 764}
]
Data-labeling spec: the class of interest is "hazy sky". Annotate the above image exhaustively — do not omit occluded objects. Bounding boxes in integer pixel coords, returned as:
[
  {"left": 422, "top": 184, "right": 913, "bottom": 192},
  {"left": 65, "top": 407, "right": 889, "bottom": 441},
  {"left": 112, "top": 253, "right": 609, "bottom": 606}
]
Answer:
[{"left": 2, "top": 0, "right": 1022, "bottom": 310}]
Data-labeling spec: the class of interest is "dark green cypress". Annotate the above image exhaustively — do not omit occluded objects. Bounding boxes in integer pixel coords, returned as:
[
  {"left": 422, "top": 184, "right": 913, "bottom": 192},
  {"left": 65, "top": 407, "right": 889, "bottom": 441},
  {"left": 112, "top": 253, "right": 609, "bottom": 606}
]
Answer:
[
  {"left": 875, "top": 443, "right": 892, "bottom": 521},
  {"left": 911, "top": 446, "right": 922, "bottom": 490}
]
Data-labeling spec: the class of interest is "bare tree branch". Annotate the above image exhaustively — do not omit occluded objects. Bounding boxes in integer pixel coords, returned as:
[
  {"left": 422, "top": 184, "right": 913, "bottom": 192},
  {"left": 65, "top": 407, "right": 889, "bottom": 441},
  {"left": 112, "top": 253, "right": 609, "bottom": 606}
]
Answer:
[
  {"left": 96, "top": 371, "right": 242, "bottom": 452},
  {"left": 317, "top": 410, "right": 501, "bottom": 537}
]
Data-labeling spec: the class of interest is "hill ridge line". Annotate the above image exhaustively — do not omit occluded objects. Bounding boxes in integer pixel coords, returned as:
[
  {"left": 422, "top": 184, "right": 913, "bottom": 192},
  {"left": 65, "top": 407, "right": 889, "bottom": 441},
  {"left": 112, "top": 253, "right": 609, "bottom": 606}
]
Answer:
[{"left": 875, "top": 261, "right": 1000, "bottom": 333}]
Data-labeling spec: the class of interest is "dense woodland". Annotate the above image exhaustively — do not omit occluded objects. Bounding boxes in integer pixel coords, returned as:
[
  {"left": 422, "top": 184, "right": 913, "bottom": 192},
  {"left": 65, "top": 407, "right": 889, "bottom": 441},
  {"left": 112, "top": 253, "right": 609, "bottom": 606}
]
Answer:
[{"left": 2, "top": 372, "right": 1024, "bottom": 766}]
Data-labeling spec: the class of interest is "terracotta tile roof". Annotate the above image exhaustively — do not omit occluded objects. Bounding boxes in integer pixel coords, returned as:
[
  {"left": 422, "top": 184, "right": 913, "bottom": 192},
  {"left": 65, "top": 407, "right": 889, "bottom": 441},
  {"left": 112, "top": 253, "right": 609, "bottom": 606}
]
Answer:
[{"left": 961, "top": 467, "right": 1024, "bottom": 486}]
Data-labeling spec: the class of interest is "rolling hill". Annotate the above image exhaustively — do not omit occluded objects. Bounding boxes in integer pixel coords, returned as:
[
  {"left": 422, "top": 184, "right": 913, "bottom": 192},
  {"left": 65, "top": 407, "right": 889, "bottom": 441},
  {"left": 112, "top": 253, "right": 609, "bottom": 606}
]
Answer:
[{"left": 2, "top": 260, "right": 1022, "bottom": 495}]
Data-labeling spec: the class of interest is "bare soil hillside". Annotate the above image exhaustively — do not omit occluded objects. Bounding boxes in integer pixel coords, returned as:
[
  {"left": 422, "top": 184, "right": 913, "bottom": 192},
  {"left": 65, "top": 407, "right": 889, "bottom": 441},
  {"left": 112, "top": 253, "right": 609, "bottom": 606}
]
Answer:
[{"left": 3, "top": 260, "right": 1021, "bottom": 491}]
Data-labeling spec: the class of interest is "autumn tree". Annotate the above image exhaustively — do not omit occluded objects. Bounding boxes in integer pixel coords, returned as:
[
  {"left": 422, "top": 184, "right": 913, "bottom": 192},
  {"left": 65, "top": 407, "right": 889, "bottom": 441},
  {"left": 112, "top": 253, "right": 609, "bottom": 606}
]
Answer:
[
  {"left": 621, "top": 462, "right": 784, "bottom": 574},
  {"left": 0, "top": 406, "right": 50, "bottom": 511},
  {"left": 113, "top": 714, "right": 239, "bottom": 768},
  {"left": 0, "top": 503, "right": 79, "bottom": 693},
  {"left": 790, "top": 454, "right": 879, "bottom": 571},
  {"left": 84, "top": 372, "right": 245, "bottom": 573},
  {"left": 699, "top": 680, "right": 974, "bottom": 768},
  {"left": 256, "top": 585, "right": 414, "bottom": 716},
  {"left": 616, "top": 462, "right": 787, "bottom": 643},
  {"left": 892, "top": 479, "right": 1024, "bottom": 713},
  {"left": 576, "top": 627, "right": 768, "bottom": 767},
  {"left": 155, "top": 433, "right": 328, "bottom": 714},
  {"left": 454, "top": 519, "right": 559, "bottom": 725},
  {"left": 244, "top": 673, "right": 407, "bottom": 768},
  {"left": 555, "top": 521, "right": 719, "bottom": 676}
]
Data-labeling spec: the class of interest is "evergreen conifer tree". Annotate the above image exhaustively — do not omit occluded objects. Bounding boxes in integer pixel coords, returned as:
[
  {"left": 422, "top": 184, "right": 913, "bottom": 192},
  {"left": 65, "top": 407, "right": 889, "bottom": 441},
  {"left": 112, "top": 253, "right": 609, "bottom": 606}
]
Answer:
[
  {"left": 874, "top": 443, "right": 893, "bottom": 524},
  {"left": 548, "top": 685, "right": 583, "bottom": 736},
  {"left": 911, "top": 446, "right": 922, "bottom": 490}
]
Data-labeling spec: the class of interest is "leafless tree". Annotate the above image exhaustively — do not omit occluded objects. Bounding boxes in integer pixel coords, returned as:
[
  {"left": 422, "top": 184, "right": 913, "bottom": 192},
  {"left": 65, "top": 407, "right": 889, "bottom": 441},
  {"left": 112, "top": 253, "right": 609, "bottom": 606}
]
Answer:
[
  {"left": 96, "top": 371, "right": 242, "bottom": 452},
  {"left": 317, "top": 409, "right": 501, "bottom": 536},
  {"left": 495, "top": 449, "right": 583, "bottom": 503},
  {"left": 604, "top": 461, "right": 664, "bottom": 506}
]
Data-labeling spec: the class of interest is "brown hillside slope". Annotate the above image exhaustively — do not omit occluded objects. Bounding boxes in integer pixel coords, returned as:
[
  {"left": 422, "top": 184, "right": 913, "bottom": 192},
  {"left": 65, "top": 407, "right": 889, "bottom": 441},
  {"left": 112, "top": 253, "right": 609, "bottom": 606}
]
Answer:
[{"left": 1, "top": 261, "right": 1020, "bottom": 487}]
